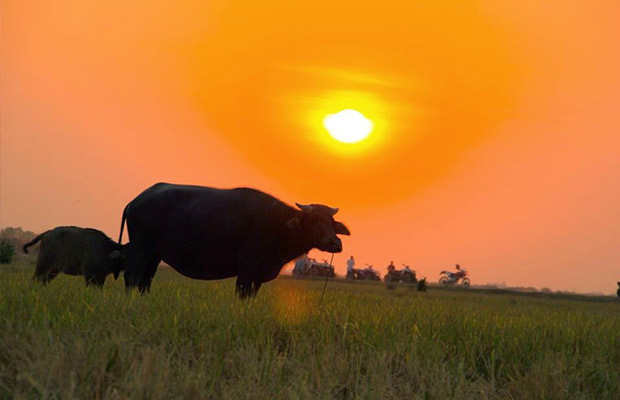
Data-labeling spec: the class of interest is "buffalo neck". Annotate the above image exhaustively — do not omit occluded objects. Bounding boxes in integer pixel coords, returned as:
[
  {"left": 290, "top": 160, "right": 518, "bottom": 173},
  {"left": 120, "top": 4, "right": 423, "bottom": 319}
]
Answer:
[{"left": 274, "top": 208, "right": 313, "bottom": 265}]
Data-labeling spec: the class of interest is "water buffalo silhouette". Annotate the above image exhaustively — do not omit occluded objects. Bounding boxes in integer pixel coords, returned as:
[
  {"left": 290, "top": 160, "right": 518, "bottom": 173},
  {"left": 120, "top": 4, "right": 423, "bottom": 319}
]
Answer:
[
  {"left": 23, "top": 226, "right": 124, "bottom": 287},
  {"left": 118, "top": 183, "right": 350, "bottom": 297}
]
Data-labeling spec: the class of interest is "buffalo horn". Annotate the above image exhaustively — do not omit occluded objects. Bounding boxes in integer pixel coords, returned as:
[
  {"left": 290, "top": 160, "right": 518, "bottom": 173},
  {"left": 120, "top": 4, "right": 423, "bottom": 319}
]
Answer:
[{"left": 295, "top": 203, "right": 313, "bottom": 212}]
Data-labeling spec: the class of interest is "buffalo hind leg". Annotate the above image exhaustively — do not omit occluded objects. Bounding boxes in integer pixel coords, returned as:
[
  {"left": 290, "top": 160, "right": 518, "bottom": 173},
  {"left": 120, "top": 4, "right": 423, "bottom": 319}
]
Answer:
[
  {"left": 124, "top": 246, "right": 156, "bottom": 293},
  {"left": 137, "top": 258, "right": 160, "bottom": 294}
]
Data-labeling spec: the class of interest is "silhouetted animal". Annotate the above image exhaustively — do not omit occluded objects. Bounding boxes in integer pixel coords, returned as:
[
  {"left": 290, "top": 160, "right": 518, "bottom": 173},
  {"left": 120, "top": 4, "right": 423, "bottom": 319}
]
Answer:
[
  {"left": 23, "top": 226, "right": 125, "bottom": 287},
  {"left": 118, "top": 183, "right": 350, "bottom": 297}
]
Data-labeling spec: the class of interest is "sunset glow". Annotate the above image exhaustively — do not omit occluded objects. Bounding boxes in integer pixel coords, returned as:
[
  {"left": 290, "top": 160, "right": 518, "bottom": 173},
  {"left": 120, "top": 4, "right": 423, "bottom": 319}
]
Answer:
[{"left": 2, "top": 0, "right": 620, "bottom": 294}]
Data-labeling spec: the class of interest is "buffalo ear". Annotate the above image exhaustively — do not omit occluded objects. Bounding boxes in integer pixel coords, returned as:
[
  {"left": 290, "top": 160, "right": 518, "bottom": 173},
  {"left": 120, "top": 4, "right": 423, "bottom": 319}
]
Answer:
[{"left": 333, "top": 221, "right": 351, "bottom": 236}]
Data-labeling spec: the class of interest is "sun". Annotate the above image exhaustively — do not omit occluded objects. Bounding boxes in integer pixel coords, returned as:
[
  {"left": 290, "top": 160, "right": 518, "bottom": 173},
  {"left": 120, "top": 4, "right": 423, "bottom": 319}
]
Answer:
[{"left": 323, "top": 109, "right": 373, "bottom": 144}]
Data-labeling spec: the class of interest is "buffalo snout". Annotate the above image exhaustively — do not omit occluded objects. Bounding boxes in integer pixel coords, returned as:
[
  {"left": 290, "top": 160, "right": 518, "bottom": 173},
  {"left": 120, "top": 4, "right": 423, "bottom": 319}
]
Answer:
[{"left": 321, "top": 237, "right": 343, "bottom": 253}]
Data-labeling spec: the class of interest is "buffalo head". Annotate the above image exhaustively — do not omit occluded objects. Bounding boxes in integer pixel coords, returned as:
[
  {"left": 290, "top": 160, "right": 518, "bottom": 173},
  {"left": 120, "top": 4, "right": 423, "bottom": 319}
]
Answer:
[
  {"left": 294, "top": 203, "right": 350, "bottom": 253},
  {"left": 109, "top": 245, "right": 127, "bottom": 280}
]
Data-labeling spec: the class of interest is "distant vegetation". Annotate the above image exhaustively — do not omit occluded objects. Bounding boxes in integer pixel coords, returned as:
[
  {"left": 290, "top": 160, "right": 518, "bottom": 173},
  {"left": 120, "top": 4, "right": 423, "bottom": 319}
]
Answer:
[
  {"left": 1, "top": 259, "right": 619, "bottom": 399},
  {"left": 0, "top": 226, "right": 38, "bottom": 255},
  {"left": 0, "top": 238, "right": 15, "bottom": 264},
  {"left": 0, "top": 226, "right": 38, "bottom": 264}
]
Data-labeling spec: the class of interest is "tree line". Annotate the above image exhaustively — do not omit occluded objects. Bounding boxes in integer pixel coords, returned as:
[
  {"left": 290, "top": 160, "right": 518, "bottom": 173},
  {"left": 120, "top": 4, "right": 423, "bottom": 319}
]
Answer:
[{"left": 0, "top": 227, "right": 38, "bottom": 264}]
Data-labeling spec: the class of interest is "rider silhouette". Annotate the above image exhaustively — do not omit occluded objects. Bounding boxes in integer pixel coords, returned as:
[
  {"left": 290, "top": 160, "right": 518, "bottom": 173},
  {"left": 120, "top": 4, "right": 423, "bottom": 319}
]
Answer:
[{"left": 346, "top": 255, "right": 356, "bottom": 273}]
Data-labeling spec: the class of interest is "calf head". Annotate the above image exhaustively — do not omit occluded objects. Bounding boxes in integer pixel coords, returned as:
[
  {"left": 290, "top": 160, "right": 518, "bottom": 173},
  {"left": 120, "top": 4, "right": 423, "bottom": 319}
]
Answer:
[{"left": 294, "top": 203, "right": 350, "bottom": 253}]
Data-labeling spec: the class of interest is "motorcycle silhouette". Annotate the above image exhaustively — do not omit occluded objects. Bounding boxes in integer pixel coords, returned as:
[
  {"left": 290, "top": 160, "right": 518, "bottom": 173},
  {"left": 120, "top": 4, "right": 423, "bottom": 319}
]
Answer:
[
  {"left": 347, "top": 264, "right": 381, "bottom": 281},
  {"left": 385, "top": 264, "right": 418, "bottom": 289},
  {"left": 439, "top": 266, "right": 470, "bottom": 288}
]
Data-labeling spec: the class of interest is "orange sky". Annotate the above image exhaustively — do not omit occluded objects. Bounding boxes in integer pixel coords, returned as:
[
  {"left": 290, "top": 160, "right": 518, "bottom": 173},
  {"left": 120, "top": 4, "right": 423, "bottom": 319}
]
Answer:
[{"left": 2, "top": 0, "right": 619, "bottom": 293}]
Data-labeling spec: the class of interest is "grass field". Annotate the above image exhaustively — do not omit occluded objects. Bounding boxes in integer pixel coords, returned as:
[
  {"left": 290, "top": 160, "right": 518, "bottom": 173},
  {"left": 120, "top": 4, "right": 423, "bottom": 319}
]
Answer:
[{"left": 1, "top": 257, "right": 619, "bottom": 400}]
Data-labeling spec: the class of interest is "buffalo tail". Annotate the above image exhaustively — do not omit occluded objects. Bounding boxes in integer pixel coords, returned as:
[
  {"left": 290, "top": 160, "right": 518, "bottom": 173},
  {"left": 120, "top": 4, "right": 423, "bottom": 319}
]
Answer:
[
  {"left": 118, "top": 204, "right": 128, "bottom": 245},
  {"left": 22, "top": 231, "right": 48, "bottom": 254}
]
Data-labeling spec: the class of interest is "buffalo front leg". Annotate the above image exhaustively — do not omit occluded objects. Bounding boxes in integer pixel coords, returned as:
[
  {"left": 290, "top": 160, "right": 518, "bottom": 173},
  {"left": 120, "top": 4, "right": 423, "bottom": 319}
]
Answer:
[
  {"left": 235, "top": 275, "right": 254, "bottom": 299},
  {"left": 235, "top": 251, "right": 266, "bottom": 298},
  {"left": 235, "top": 276, "right": 263, "bottom": 299},
  {"left": 250, "top": 281, "right": 262, "bottom": 297}
]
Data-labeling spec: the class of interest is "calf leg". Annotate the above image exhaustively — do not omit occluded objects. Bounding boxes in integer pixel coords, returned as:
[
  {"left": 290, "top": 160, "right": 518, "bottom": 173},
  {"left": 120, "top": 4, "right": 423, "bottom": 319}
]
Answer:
[
  {"left": 85, "top": 274, "right": 106, "bottom": 288},
  {"left": 33, "top": 259, "right": 53, "bottom": 284},
  {"left": 43, "top": 269, "right": 60, "bottom": 284}
]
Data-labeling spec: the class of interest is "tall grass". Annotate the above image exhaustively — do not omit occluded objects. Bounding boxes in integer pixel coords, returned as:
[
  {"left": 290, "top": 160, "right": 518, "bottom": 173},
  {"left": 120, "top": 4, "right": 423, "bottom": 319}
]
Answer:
[{"left": 1, "top": 259, "right": 619, "bottom": 399}]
